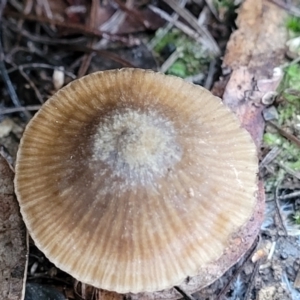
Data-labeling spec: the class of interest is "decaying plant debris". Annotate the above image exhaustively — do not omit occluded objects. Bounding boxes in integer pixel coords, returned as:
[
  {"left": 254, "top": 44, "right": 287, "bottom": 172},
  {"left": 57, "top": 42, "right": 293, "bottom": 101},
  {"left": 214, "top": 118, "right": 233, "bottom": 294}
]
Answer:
[{"left": 1, "top": 0, "right": 300, "bottom": 299}]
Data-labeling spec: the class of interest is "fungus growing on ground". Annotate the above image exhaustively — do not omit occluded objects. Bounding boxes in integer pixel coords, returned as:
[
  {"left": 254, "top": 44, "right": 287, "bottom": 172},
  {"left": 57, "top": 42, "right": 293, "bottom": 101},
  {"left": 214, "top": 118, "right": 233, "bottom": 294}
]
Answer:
[{"left": 15, "top": 68, "right": 260, "bottom": 296}]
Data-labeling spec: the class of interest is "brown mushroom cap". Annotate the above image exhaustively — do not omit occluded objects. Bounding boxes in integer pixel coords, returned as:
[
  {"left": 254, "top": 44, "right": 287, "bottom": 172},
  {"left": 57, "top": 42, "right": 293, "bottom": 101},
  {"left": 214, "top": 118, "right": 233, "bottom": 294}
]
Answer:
[{"left": 15, "top": 68, "right": 258, "bottom": 294}]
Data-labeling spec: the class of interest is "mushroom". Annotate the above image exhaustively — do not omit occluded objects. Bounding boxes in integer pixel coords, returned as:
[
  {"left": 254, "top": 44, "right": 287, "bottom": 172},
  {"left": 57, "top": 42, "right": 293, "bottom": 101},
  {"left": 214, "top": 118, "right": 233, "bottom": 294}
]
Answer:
[{"left": 15, "top": 68, "right": 259, "bottom": 295}]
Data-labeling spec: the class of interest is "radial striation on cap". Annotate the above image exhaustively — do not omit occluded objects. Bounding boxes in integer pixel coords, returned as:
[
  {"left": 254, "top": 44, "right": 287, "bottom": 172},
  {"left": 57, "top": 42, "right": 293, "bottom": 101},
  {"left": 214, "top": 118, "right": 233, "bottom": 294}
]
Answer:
[{"left": 15, "top": 68, "right": 258, "bottom": 294}]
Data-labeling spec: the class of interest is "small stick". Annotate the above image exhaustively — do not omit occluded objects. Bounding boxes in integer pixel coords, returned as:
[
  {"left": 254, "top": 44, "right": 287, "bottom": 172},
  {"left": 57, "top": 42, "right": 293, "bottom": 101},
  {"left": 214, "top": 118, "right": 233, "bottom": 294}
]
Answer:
[
  {"left": 244, "top": 259, "right": 261, "bottom": 300},
  {"left": 279, "top": 190, "right": 300, "bottom": 200},
  {"left": 162, "top": 0, "right": 220, "bottom": 55},
  {"left": 267, "top": 121, "right": 300, "bottom": 149},
  {"left": 174, "top": 286, "right": 197, "bottom": 300},
  {"left": 204, "top": 58, "right": 217, "bottom": 90},
  {"left": 17, "top": 65, "right": 44, "bottom": 103},
  {"left": 259, "top": 146, "right": 281, "bottom": 171},
  {"left": 0, "top": 105, "right": 41, "bottom": 115},
  {"left": 215, "top": 235, "right": 260, "bottom": 300},
  {"left": 274, "top": 180, "right": 288, "bottom": 236},
  {"left": 7, "top": 63, "right": 77, "bottom": 79}
]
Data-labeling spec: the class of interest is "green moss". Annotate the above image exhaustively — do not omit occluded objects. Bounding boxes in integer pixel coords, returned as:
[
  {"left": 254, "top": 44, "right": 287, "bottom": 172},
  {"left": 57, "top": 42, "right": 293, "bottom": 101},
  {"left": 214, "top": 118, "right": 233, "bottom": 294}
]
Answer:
[
  {"left": 263, "top": 62, "right": 300, "bottom": 185},
  {"left": 293, "top": 211, "right": 300, "bottom": 225},
  {"left": 284, "top": 64, "right": 300, "bottom": 91},
  {"left": 286, "top": 160, "right": 300, "bottom": 171},
  {"left": 168, "top": 61, "right": 187, "bottom": 78},
  {"left": 153, "top": 29, "right": 211, "bottom": 78},
  {"left": 213, "top": 0, "right": 235, "bottom": 10},
  {"left": 276, "top": 64, "right": 300, "bottom": 125},
  {"left": 286, "top": 16, "right": 300, "bottom": 35},
  {"left": 263, "top": 132, "right": 283, "bottom": 146}
]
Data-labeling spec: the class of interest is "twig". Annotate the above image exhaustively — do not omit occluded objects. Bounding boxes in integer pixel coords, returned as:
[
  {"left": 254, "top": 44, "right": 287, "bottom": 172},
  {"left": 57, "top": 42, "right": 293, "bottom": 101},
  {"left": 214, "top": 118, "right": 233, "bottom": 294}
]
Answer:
[
  {"left": 162, "top": 0, "right": 220, "bottom": 55},
  {"left": 197, "top": 5, "right": 210, "bottom": 26},
  {"left": 244, "top": 259, "right": 261, "bottom": 300},
  {"left": 274, "top": 180, "right": 288, "bottom": 236},
  {"left": 259, "top": 146, "right": 281, "bottom": 171},
  {"left": 0, "top": 105, "right": 41, "bottom": 115},
  {"left": 203, "top": 0, "right": 220, "bottom": 21},
  {"left": 95, "top": 10, "right": 127, "bottom": 49},
  {"left": 149, "top": 5, "right": 205, "bottom": 46},
  {"left": 215, "top": 235, "right": 260, "bottom": 300},
  {"left": 0, "top": 0, "right": 31, "bottom": 119},
  {"left": 3, "top": 9, "right": 129, "bottom": 40},
  {"left": 279, "top": 190, "right": 300, "bottom": 200},
  {"left": 72, "top": 45, "right": 136, "bottom": 68},
  {"left": 204, "top": 58, "right": 216, "bottom": 90},
  {"left": 36, "top": 0, "right": 53, "bottom": 19},
  {"left": 280, "top": 56, "right": 300, "bottom": 69},
  {"left": 174, "top": 286, "right": 197, "bottom": 300},
  {"left": 0, "top": 145, "right": 14, "bottom": 167},
  {"left": 267, "top": 241, "right": 276, "bottom": 261},
  {"left": 7, "top": 63, "right": 76, "bottom": 79},
  {"left": 16, "top": 65, "right": 44, "bottom": 103},
  {"left": 267, "top": 121, "right": 300, "bottom": 149},
  {"left": 159, "top": 47, "right": 183, "bottom": 73},
  {"left": 4, "top": 22, "right": 136, "bottom": 67},
  {"left": 278, "top": 162, "right": 300, "bottom": 181},
  {"left": 77, "top": 0, "right": 98, "bottom": 78},
  {"left": 114, "top": 0, "right": 150, "bottom": 29},
  {"left": 5, "top": 21, "right": 88, "bottom": 45}
]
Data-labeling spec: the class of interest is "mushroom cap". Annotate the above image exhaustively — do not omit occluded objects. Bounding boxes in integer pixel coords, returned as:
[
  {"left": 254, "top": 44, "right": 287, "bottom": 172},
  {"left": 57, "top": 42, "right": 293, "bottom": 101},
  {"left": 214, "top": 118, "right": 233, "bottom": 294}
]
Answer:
[{"left": 15, "top": 68, "right": 258, "bottom": 294}]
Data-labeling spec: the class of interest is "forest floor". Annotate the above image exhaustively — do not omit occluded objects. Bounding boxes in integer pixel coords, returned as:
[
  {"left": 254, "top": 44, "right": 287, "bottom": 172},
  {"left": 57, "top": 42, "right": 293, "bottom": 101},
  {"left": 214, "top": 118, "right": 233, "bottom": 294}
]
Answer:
[{"left": 2, "top": 0, "right": 300, "bottom": 299}]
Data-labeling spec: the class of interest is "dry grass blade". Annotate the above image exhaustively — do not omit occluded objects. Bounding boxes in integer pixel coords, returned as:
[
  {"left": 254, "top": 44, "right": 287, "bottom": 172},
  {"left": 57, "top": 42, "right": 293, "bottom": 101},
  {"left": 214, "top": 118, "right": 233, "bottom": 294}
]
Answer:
[
  {"left": 162, "top": 0, "right": 220, "bottom": 55},
  {"left": 203, "top": 0, "right": 219, "bottom": 21},
  {"left": 148, "top": 0, "right": 187, "bottom": 50},
  {"left": 149, "top": 5, "right": 206, "bottom": 47}
]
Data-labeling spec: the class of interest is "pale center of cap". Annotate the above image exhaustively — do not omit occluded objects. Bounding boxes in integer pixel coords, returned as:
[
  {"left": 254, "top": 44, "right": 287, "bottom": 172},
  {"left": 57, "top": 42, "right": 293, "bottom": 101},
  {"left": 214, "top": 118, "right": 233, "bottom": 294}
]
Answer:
[{"left": 92, "top": 108, "right": 182, "bottom": 186}]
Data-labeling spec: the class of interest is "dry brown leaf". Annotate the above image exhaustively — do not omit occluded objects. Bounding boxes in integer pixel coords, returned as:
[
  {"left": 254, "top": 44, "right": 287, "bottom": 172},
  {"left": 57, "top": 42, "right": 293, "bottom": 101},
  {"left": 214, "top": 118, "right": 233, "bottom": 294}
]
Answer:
[{"left": 0, "top": 155, "right": 27, "bottom": 300}]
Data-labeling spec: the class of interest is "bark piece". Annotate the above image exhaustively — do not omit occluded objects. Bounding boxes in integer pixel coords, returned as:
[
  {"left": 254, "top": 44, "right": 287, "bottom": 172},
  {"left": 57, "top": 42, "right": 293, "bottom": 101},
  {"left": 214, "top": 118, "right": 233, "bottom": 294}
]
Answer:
[
  {"left": 0, "top": 155, "right": 27, "bottom": 300},
  {"left": 219, "top": 0, "right": 287, "bottom": 147}
]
